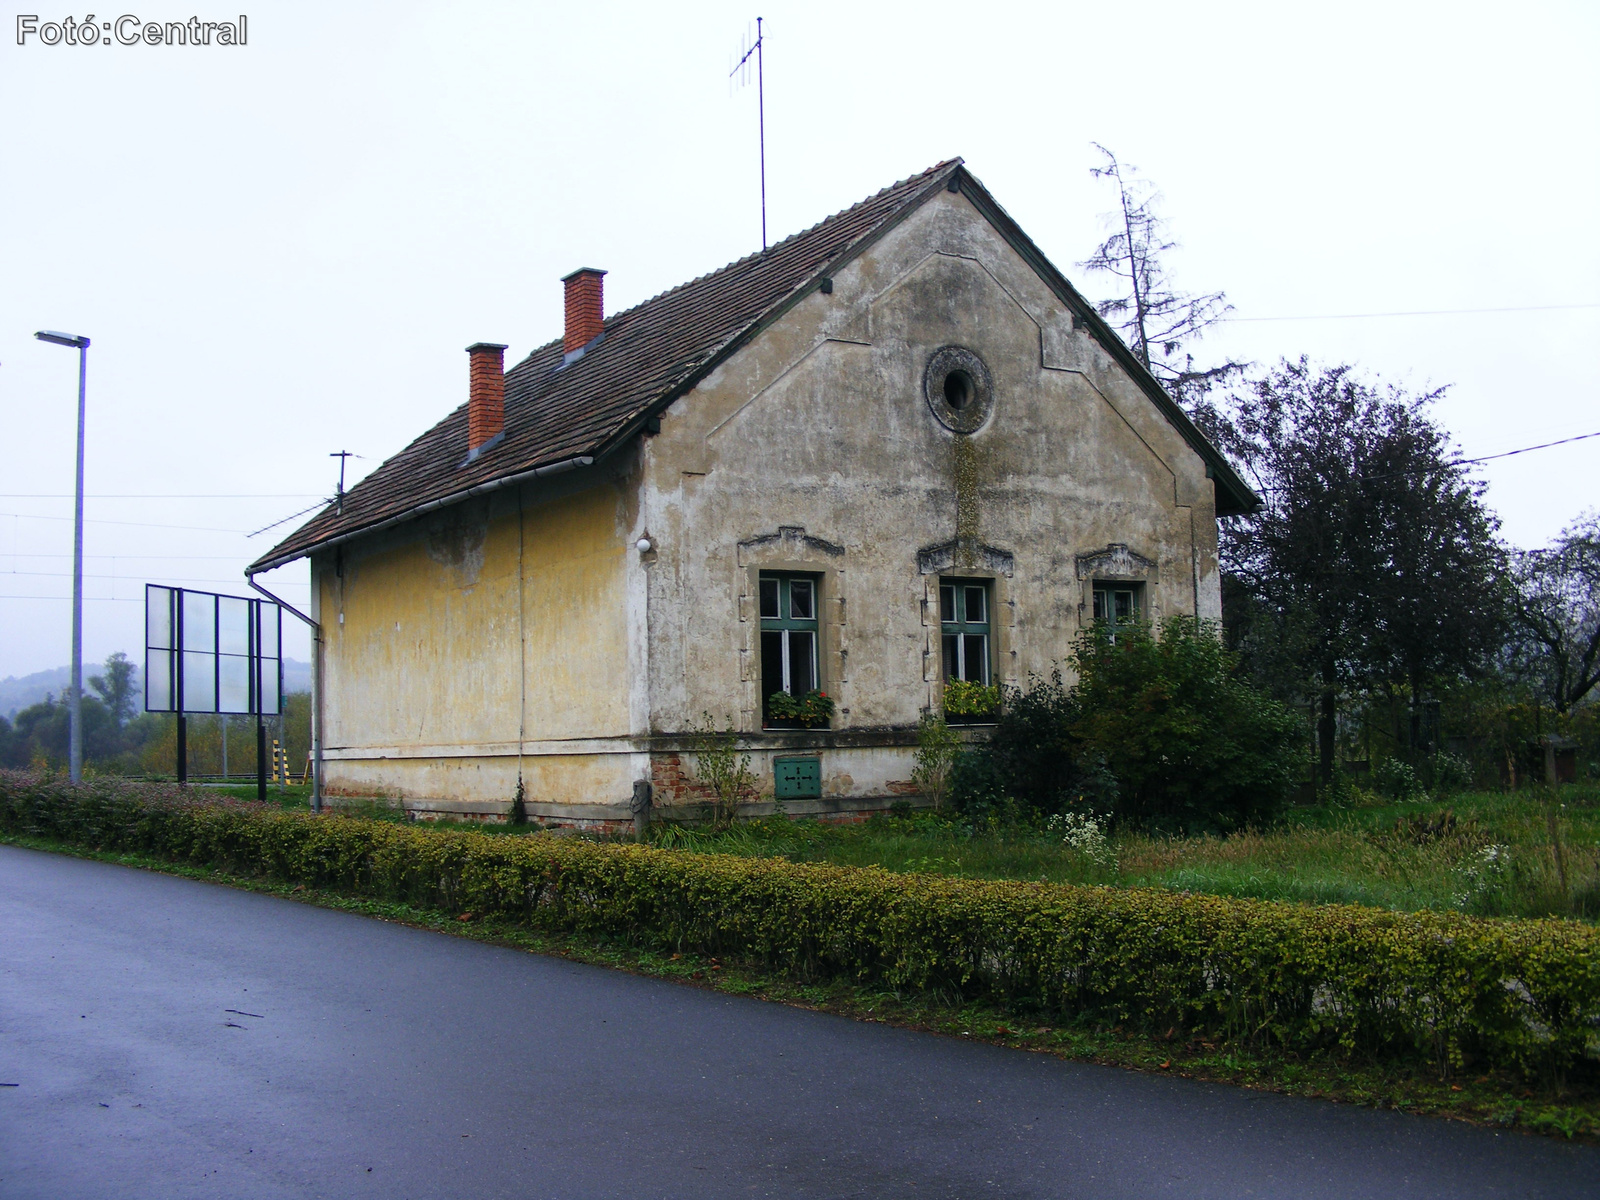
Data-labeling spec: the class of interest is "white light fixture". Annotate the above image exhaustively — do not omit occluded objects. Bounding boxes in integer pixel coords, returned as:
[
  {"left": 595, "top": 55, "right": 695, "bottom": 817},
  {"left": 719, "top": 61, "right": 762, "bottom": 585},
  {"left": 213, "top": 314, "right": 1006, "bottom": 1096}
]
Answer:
[{"left": 636, "top": 537, "right": 654, "bottom": 553}]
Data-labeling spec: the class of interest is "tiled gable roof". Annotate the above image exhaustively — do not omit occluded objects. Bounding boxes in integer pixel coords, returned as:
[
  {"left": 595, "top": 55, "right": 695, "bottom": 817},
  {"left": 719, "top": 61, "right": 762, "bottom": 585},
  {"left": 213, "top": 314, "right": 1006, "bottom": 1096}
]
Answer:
[
  {"left": 249, "top": 160, "right": 964, "bottom": 572},
  {"left": 249, "top": 157, "right": 1257, "bottom": 574}
]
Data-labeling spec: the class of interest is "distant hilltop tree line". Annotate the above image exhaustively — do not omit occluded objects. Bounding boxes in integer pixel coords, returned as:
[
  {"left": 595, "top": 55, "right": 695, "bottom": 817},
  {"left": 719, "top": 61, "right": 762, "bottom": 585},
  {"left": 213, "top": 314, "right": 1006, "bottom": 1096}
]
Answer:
[
  {"left": 1080, "top": 146, "right": 1600, "bottom": 793},
  {"left": 0, "top": 652, "right": 312, "bottom": 780}
]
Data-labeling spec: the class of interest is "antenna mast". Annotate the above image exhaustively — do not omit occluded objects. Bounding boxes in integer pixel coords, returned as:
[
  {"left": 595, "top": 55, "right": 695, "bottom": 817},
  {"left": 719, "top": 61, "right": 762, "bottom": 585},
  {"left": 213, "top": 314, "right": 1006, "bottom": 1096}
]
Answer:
[
  {"left": 330, "top": 450, "right": 352, "bottom": 514},
  {"left": 729, "top": 17, "right": 767, "bottom": 250}
]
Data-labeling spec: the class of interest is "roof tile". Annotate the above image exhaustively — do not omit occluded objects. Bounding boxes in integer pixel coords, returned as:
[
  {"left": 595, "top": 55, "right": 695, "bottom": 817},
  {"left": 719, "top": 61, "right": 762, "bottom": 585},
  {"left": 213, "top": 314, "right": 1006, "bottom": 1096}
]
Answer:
[{"left": 251, "top": 160, "right": 961, "bottom": 570}]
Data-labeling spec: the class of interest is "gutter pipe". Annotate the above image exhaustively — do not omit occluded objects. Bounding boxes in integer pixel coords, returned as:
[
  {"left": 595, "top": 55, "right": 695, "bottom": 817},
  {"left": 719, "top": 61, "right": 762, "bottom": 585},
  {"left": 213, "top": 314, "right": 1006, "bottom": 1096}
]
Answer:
[{"left": 245, "top": 573, "right": 325, "bottom": 812}]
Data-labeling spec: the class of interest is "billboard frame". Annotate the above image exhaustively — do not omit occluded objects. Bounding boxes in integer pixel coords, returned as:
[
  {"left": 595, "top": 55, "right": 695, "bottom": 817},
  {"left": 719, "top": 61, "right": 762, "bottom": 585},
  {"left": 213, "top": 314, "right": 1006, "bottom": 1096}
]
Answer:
[{"left": 145, "top": 584, "right": 283, "bottom": 799}]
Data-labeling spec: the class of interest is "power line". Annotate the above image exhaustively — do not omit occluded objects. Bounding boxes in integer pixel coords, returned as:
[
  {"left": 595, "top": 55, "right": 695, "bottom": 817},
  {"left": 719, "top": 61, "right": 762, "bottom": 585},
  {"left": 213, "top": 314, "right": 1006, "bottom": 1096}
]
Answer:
[
  {"left": 1227, "top": 302, "right": 1600, "bottom": 324},
  {"left": 2, "top": 552, "right": 266, "bottom": 561},
  {"left": 0, "top": 493, "right": 323, "bottom": 500},
  {"left": 1252, "top": 429, "right": 1600, "bottom": 492},
  {"left": 0, "top": 512, "right": 250, "bottom": 533},
  {"left": 1457, "top": 429, "right": 1600, "bottom": 468},
  {"left": 2, "top": 576, "right": 305, "bottom": 588}
]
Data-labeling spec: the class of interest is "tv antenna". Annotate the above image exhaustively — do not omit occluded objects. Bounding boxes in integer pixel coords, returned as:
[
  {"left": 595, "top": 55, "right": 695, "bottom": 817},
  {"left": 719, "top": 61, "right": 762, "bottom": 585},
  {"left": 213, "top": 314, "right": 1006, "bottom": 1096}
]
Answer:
[
  {"left": 330, "top": 449, "right": 353, "bottom": 513},
  {"left": 729, "top": 17, "right": 767, "bottom": 250}
]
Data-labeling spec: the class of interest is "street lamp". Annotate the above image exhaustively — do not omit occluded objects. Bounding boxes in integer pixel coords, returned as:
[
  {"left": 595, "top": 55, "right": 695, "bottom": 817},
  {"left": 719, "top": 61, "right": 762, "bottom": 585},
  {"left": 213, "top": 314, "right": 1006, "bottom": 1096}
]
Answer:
[{"left": 35, "top": 330, "right": 90, "bottom": 783}]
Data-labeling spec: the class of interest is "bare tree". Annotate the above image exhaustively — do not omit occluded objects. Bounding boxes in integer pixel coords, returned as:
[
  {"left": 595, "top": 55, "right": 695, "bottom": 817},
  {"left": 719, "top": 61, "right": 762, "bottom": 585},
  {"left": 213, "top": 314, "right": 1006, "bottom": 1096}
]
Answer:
[{"left": 1080, "top": 144, "right": 1243, "bottom": 409}]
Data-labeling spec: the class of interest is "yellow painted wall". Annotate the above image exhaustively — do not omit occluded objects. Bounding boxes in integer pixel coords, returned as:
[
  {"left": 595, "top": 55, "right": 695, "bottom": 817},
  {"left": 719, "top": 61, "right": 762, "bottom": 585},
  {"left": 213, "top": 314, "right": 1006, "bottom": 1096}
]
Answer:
[{"left": 316, "top": 477, "right": 635, "bottom": 806}]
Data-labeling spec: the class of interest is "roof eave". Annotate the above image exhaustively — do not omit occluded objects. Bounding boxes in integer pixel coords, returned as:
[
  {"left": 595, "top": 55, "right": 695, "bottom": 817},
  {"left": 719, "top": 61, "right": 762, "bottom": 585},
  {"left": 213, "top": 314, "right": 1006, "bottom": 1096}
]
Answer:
[{"left": 244, "top": 451, "right": 598, "bottom": 575}]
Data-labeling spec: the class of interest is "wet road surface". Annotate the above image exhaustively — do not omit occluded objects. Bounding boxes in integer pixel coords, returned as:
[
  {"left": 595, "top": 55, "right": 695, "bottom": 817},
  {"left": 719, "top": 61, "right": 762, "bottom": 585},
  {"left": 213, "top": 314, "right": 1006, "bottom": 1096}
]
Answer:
[{"left": 1, "top": 843, "right": 1595, "bottom": 1199}]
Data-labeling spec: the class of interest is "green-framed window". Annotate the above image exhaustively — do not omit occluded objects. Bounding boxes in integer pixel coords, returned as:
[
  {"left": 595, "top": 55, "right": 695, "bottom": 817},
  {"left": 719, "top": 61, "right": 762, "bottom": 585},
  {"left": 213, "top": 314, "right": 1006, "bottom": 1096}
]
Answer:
[
  {"left": 760, "top": 573, "right": 819, "bottom": 723},
  {"left": 1092, "top": 582, "right": 1143, "bottom": 634},
  {"left": 940, "top": 578, "right": 990, "bottom": 684}
]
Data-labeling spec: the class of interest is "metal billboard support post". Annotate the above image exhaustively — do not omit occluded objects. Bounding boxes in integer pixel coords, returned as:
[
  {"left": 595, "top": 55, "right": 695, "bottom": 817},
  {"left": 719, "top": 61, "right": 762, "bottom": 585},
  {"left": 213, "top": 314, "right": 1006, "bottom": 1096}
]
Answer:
[
  {"left": 256, "top": 714, "right": 267, "bottom": 802},
  {"left": 175, "top": 590, "right": 186, "bottom": 785}
]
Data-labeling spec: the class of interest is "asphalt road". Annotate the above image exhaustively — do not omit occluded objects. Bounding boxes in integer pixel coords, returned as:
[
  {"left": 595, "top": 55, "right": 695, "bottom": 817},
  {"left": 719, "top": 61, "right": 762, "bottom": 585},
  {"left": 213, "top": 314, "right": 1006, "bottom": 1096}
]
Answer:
[{"left": 1, "top": 845, "right": 1594, "bottom": 1199}]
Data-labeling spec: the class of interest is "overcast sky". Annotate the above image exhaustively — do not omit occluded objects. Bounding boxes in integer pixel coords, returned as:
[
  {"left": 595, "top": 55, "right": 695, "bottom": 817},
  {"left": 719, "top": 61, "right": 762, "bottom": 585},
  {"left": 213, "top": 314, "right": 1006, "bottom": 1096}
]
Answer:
[{"left": 2, "top": 0, "right": 1596, "bottom": 681}]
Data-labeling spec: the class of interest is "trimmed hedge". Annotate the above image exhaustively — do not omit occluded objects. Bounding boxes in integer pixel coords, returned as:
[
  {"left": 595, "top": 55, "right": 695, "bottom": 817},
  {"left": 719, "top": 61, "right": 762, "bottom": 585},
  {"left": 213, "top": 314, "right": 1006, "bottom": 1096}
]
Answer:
[{"left": 4, "top": 770, "right": 1598, "bottom": 1079}]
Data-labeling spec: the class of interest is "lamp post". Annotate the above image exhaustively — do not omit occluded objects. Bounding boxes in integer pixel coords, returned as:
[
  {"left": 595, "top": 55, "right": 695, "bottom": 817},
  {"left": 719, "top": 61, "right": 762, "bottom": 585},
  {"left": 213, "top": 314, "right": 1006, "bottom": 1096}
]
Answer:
[{"left": 35, "top": 330, "right": 90, "bottom": 783}]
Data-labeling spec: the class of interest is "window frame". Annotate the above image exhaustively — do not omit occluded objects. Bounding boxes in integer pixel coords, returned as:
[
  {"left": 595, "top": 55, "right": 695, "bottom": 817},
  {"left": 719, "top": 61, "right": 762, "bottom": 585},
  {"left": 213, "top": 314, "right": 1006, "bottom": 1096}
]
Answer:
[
  {"left": 759, "top": 571, "right": 822, "bottom": 726},
  {"left": 939, "top": 577, "right": 991, "bottom": 686},
  {"left": 1092, "top": 581, "right": 1144, "bottom": 636}
]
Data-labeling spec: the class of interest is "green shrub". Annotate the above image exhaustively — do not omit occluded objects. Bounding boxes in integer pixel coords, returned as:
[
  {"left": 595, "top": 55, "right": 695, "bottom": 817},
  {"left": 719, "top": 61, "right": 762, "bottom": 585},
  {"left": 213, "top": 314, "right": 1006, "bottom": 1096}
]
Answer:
[
  {"left": 1070, "top": 618, "right": 1302, "bottom": 832},
  {"left": 4, "top": 770, "right": 1598, "bottom": 1083},
  {"left": 947, "top": 671, "right": 1117, "bottom": 824},
  {"left": 687, "top": 714, "right": 759, "bottom": 829},
  {"left": 911, "top": 714, "right": 960, "bottom": 811},
  {"left": 951, "top": 619, "right": 1300, "bottom": 832}
]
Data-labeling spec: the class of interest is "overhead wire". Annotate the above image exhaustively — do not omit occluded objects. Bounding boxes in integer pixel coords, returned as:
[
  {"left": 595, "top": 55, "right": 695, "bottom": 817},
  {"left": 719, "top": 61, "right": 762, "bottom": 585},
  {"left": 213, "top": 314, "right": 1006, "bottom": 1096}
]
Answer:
[
  {"left": 0, "top": 512, "right": 252, "bottom": 533},
  {"left": 0, "top": 493, "right": 324, "bottom": 500},
  {"left": 1225, "top": 302, "right": 1600, "bottom": 323},
  {"left": 1249, "top": 429, "right": 1600, "bottom": 493}
]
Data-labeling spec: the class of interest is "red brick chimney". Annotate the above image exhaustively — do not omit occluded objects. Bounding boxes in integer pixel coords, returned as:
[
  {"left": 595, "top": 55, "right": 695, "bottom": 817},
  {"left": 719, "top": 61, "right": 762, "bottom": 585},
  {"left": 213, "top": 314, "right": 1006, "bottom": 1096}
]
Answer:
[
  {"left": 562, "top": 268, "right": 607, "bottom": 355},
  {"left": 465, "top": 341, "right": 508, "bottom": 458}
]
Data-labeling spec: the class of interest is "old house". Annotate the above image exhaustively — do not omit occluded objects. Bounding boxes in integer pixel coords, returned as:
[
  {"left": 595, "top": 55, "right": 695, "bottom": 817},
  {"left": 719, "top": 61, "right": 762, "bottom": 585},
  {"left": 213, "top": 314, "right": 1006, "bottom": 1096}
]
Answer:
[{"left": 247, "top": 160, "right": 1257, "bottom": 826}]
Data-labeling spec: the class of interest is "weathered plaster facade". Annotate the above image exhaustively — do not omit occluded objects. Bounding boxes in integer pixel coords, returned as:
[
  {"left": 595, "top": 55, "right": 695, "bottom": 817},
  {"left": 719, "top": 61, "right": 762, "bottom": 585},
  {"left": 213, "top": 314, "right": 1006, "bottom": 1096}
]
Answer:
[{"left": 293, "top": 169, "right": 1238, "bottom": 826}]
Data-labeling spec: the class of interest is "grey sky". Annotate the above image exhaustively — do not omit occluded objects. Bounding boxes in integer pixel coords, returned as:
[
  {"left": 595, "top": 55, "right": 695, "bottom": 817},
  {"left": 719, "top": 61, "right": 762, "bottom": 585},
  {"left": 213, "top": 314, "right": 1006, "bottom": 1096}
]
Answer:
[{"left": 2, "top": 0, "right": 1596, "bottom": 680}]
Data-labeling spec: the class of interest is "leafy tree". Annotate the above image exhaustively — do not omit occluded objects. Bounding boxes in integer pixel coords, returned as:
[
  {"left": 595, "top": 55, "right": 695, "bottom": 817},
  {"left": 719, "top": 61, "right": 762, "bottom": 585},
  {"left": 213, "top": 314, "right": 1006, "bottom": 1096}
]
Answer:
[
  {"left": 0, "top": 714, "right": 17, "bottom": 769},
  {"left": 1199, "top": 359, "right": 1506, "bottom": 783},
  {"left": 8, "top": 694, "right": 122, "bottom": 768},
  {"left": 1080, "top": 143, "right": 1244, "bottom": 409},
  {"left": 1511, "top": 513, "right": 1600, "bottom": 714},
  {"left": 89, "top": 651, "right": 138, "bottom": 728}
]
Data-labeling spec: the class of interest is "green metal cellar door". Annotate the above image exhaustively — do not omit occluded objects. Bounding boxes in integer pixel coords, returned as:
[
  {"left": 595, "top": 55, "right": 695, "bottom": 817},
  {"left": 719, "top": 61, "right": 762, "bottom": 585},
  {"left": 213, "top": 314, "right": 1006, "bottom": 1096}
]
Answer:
[{"left": 773, "top": 756, "right": 822, "bottom": 800}]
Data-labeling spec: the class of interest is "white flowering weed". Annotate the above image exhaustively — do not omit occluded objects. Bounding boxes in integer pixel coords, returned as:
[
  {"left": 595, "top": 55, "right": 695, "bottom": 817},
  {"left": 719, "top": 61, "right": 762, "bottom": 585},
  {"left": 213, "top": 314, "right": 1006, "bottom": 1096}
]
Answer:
[
  {"left": 1047, "top": 811, "right": 1116, "bottom": 867},
  {"left": 1455, "top": 842, "right": 1511, "bottom": 909}
]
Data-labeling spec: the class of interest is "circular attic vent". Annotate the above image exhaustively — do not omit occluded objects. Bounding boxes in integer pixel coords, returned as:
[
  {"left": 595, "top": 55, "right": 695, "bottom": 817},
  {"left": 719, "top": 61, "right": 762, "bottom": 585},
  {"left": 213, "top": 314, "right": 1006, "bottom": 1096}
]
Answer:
[{"left": 923, "top": 345, "right": 993, "bottom": 433}]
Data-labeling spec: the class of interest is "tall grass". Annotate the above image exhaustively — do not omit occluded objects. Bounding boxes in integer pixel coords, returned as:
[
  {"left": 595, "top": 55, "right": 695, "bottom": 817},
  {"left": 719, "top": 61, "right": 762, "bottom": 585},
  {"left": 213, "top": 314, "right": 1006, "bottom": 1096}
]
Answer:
[{"left": 649, "top": 787, "right": 1600, "bottom": 921}]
